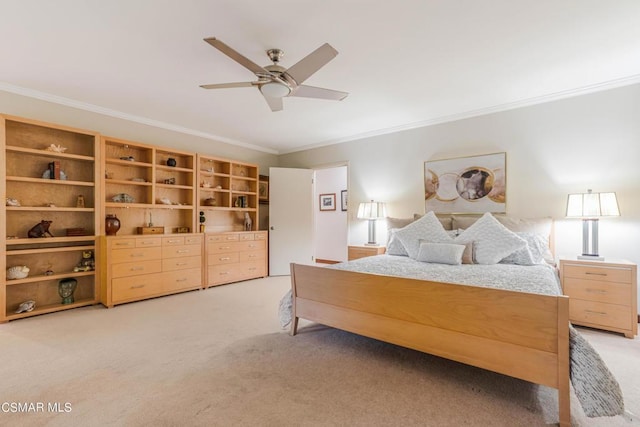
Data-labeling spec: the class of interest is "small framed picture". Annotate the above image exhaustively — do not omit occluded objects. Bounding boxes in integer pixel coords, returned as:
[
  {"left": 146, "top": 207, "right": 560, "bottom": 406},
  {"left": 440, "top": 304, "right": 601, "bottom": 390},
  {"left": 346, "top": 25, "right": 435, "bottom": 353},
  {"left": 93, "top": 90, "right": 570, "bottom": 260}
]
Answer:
[
  {"left": 258, "top": 175, "right": 269, "bottom": 204},
  {"left": 319, "top": 193, "right": 336, "bottom": 211},
  {"left": 341, "top": 190, "right": 347, "bottom": 211}
]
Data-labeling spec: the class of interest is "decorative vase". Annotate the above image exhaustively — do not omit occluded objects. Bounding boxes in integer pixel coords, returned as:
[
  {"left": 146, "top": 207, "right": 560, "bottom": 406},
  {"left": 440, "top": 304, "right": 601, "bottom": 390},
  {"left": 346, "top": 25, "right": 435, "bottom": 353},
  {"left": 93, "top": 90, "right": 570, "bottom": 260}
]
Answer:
[
  {"left": 166, "top": 157, "right": 177, "bottom": 167},
  {"left": 58, "top": 278, "right": 78, "bottom": 304},
  {"left": 105, "top": 214, "right": 121, "bottom": 235}
]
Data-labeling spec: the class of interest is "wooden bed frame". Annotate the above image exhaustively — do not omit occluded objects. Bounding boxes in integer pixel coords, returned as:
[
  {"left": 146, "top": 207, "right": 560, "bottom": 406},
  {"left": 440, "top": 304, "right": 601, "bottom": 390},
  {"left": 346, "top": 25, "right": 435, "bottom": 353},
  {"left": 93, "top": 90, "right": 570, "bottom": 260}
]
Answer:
[{"left": 289, "top": 263, "right": 571, "bottom": 426}]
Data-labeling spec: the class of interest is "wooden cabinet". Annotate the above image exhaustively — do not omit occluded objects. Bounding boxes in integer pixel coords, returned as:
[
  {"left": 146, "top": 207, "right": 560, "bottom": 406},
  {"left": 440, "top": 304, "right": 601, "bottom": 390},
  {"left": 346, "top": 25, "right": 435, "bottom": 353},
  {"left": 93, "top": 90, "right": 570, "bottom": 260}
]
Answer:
[
  {"left": 1, "top": 115, "right": 101, "bottom": 322},
  {"left": 197, "top": 155, "right": 259, "bottom": 232},
  {"left": 102, "top": 136, "right": 196, "bottom": 235},
  {"left": 205, "top": 231, "right": 267, "bottom": 287},
  {"left": 348, "top": 245, "right": 386, "bottom": 261},
  {"left": 559, "top": 258, "right": 637, "bottom": 338},
  {"left": 101, "top": 234, "right": 203, "bottom": 306}
]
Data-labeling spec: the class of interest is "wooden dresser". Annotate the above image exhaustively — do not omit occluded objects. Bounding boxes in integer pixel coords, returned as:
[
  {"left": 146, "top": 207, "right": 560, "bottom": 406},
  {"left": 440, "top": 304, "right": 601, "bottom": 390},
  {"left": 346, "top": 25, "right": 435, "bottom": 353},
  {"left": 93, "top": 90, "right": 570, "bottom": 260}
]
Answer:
[
  {"left": 205, "top": 231, "right": 268, "bottom": 287},
  {"left": 348, "top": 245, "right": 386, "bottom": 261},
  {"left": 101, "top": 234, "right": 203, "bottom": 307},
  {"left": 559, "top": 257, "right": 637, "bottom": 338}
]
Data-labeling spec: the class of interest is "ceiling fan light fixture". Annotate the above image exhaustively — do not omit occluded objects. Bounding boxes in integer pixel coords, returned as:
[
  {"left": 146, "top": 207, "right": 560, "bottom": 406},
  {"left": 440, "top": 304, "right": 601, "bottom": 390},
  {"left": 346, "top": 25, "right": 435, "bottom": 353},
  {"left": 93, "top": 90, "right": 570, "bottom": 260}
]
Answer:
[{"left": 260, "top": 81, "right": 291, "bottom": 98}]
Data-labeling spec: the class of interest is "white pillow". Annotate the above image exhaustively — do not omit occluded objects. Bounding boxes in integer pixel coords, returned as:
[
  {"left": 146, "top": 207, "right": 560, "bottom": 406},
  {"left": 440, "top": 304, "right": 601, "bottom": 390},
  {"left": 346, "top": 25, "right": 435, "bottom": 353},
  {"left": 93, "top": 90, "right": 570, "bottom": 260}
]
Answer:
[
  {"left": 416, "top": 242, "right": 465, "bottom": 265},
  {"left": 386, "top": 229, "right": 408, "bottom": 256},
  {"left": 500, "top": 232, "right": 549, "bottom": 265},
  {"left": 454, "top": 213, "right": 526, "bottom": 264},
  {"left": 394, "top": 211, "right": 453, "bottom": 259}
]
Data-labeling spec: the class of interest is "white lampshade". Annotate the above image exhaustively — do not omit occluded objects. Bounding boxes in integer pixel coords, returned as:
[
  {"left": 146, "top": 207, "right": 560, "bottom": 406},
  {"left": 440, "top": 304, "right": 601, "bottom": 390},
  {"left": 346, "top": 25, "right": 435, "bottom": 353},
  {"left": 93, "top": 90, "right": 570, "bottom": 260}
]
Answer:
[
  {"left": 357, "top": 201, "right": 387, "bottom": 220},
  {"left": 566, "top": 190, "right": 620, "bottom": 218},
  {"left": 260, "top": 81, "right": 291, "bottom": 98}
]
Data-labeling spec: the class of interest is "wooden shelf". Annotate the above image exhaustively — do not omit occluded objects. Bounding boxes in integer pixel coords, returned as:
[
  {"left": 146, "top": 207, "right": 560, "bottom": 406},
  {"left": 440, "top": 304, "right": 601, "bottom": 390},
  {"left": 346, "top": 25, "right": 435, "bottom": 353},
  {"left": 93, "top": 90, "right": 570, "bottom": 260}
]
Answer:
[
  {"left": 6, "top": 145, "right": 94, "bottom": 162},
  {"left": 6, "top": 298, "right": 96, "bottom": 321},
  {"left": 6, "top": 176, "right": 95, "bottom": 187},
  {"left": 7, "top": 244, "right": 95, "bottom": 254},
  {"left": 6, "top": 206, "right": 95, "bottom": 212},
  {"left": 106, "top": 178, "right": 152, "bottom": 186},
  {"left": 105, "top": 158, "right": 153, "bottom": 167},
  {"left": 6, "top": 270, "right": 96, "bottom": 286}
]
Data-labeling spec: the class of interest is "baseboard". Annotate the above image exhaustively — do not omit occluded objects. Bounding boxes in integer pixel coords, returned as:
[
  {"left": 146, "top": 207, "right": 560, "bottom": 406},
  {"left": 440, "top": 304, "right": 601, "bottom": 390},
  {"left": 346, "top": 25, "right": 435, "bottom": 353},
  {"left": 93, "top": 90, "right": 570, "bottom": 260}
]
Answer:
[{"left": 315, "top": 259, "right": 340, "bottom": 265}]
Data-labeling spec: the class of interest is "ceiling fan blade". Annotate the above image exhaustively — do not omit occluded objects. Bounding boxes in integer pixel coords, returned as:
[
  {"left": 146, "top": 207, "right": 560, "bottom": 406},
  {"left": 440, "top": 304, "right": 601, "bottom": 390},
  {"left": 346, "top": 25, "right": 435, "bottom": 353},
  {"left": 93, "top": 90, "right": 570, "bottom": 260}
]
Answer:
[
  {"left": 285, "top": 43, "right": 338, "bottom": 85},
  {"left": 200, "top": 82, "right": 255, "bottom": 89},
  {"left": 204, "top": 37, "right": 268, "bottom": 76},
  {"left": 291, "top": 85, "right": 348, "bottom": 101},
  {"left": 263, "top": 94, "right": 283, "bottom": 112}
]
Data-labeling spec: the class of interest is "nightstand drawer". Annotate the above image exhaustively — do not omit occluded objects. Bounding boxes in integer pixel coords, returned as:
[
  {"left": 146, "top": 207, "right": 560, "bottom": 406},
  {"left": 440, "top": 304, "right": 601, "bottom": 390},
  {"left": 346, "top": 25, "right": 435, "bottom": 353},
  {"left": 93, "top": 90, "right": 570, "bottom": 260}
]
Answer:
[
  {"left": 570, "top": 299, "right": 630, "bottom": 330},
  {"left": 563, "top": 278, "right": 630, "bottom": 306},
  {"left": 563, "top": 264, "right": 632, "bottom": 283}
]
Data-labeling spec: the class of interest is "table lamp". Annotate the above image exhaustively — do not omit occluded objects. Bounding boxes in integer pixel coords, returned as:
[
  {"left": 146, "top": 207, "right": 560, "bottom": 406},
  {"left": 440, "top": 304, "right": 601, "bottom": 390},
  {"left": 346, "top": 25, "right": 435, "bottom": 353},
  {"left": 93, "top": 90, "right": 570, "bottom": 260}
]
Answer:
[
  {"left": 566, "top": 189, "right": 619, "bottom": 261},
  {"left": 357, "top": 200, "right": 387, "bottom": 246}
]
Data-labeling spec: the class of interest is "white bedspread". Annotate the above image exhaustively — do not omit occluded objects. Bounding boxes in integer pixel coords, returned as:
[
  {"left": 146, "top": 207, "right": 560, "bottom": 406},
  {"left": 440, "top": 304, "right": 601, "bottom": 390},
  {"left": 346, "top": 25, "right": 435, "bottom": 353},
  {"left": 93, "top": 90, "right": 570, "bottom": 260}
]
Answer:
[{"left": 279, "top": 255, "right": 625, "bottom": 418}]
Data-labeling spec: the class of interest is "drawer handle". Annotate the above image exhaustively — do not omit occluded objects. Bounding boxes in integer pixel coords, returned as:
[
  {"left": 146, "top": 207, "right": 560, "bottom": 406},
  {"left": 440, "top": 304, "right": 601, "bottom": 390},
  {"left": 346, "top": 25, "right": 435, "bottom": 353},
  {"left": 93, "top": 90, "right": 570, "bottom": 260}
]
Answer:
[
  {"left": 167, "top": 239, "right": 180, "bottom": 243},
  {"left": 585, "top": 309, "right": 607, "bottom": 316},
  {"left": 115, "top": 242, "right": 131, "bottom": 246},
  {"left": 176, "top": 278, "right": 187, "bottom": 282},
  {"left": 248, "top": 267, "right": 256, "bottom": 271},
  {"left": 176, "top": 262, "right": 187, "bottom": 266},
  {"left": 130, "top": 267, "right": 144, "bottom": 271},
  {"left": 140, "top": 242, "right": 155, "bottom": 245},
  {"left": 219, "top": 257, "right": 231, "bottom": 261},
  {"left": 248, "top": 244, "right": 256, "bottom": 248},
  {"left": 219, "top": 246, "right": 230, "bottom": 250},
  {"left": 130, "top": 253, "right": 145, "bottom": 258},
  {"left": 220, "top": 272, "right": 229, "bottom": 275},
  {"left": 248, "top": 254, "right": 256, "bottom": 258},
  {"left": 177, "top": 250, "right": 189, "bottom": 253},
  {"left": 130, "top": 285, "right": 145, "bottom": 289},
  {"left": 585, "top": 272, "right": 607, "bottom": 276},
  {"left": 586, "top": 288, "right": 607, "bottom": 294},
  {"left": 226, "top": 237, "right": 235, "bottom": 240}
]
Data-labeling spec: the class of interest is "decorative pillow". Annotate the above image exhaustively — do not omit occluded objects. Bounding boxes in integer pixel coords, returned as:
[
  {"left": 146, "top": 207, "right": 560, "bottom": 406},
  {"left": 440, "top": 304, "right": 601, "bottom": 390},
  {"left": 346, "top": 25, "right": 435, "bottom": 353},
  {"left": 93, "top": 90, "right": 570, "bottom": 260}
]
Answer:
[
  {"left": 416, "top": 242, "right": 465, "bottom": 265},
  {"left": 386, "top": 229, "right": 409, "bottom": 256},
  {"left": 454, "top": 213, "right": 527, "bottom": 264},
  {"left": 415, "top": 213, "right": 453, "bottom": 230},
  {"left": 394, "top": 211, "right": 453, "bottom": 259},
  {"left": 500, "top": 232, "right": 549, "bottom": 265},
  {"left": 386, "top": 217, "right": 416, "bottom": 246}
]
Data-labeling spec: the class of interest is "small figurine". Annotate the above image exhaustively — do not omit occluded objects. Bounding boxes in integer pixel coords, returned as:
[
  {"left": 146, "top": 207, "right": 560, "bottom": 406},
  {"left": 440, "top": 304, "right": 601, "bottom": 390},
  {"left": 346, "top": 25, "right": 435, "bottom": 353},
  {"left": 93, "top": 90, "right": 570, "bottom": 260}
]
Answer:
[
  {"left": 15, "top": 300, "right": 35, "bottom": 314},
  {"left": 199, "top": 211, "right": 206, "bottom": 233},
  {"left": 73, "top": 250, "right": 95, "bottom": 272},
  {"left": 45, "top": 144, "right": 67, "bottom": 153},
  {"left": 244, "top": 212, "right": 253, "bottom": 231},
  {"left": 28, "top": 220, "right": 54, "bottom": 238},
  {"left": 7, "top": 265, "right": 30, "bottom": 280},
  {"left": 5, "top": 197, "right": 20, "bottom": 207},
  {"left": 76, "top": 195, "right": 85, "bottom": 208}
]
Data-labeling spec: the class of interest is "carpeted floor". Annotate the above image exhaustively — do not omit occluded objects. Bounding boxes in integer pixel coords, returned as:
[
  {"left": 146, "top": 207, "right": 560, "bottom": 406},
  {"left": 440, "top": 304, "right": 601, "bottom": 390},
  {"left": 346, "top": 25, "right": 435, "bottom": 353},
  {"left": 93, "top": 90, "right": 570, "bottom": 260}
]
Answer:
[{"left": 0, "top": 276, "right": 638, "bottom": 426}]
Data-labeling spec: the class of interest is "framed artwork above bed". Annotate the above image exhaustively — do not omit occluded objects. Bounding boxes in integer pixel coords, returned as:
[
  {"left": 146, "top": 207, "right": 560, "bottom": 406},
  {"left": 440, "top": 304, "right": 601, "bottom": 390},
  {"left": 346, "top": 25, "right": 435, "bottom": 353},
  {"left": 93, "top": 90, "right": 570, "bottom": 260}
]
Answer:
[{"left": 425, "top": 152, "right": 506, "bottom": 214}]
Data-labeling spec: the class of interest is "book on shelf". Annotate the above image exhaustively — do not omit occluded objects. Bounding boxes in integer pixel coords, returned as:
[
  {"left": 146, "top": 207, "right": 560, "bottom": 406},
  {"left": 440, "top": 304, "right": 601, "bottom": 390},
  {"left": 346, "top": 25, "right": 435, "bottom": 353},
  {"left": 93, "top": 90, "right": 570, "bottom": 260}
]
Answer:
[{"left": 48, "top": 161, "right": 60, "bottom": 179}]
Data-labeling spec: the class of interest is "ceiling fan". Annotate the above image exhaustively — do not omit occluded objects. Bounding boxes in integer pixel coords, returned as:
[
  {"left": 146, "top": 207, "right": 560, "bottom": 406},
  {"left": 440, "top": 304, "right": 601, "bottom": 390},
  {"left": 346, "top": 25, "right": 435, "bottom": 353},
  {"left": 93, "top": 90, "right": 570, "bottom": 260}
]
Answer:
[{"left": 200, "top": 37, "right": 348, "bottom": 112}]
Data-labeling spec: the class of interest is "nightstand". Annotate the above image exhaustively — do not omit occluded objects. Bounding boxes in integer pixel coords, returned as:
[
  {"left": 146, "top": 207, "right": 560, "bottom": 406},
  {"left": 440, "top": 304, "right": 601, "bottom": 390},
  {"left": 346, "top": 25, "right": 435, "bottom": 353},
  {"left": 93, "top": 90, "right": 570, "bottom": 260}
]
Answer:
[
  {"left": 348, "top": 245, "right": 386, "bottom": 261},
  {"left": 559, "top": 257, "right": 637, "bottom": 338}
]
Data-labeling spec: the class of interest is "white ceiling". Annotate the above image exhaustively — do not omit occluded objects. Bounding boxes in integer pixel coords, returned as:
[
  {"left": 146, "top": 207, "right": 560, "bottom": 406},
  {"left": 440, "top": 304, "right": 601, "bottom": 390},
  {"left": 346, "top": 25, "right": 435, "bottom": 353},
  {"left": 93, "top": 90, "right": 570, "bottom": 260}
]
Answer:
[{"left": 2, "top": 1, "right": 640, "bottom": 154}]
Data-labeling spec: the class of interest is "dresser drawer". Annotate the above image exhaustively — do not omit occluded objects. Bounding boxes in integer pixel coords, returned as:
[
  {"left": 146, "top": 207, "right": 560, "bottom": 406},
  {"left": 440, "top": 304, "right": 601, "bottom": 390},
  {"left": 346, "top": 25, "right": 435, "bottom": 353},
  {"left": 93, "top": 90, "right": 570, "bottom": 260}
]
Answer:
[
  {"left": 208, "top": 252, "right": 240, "bottom": 265},
  {"left": 239, "top": 233, "right": 254, "bottom": 241},
  {"left": 185, "top": 235, "right": 203, "bottom": 245},
  {"left": 207, "top": 233, "right": 239, "bottom": 243},
  {"left": 162, "top": 236, "right": 185, "bottom": 246},
  {"left": 136, "top": 237, "right": 162, "bottom": 248},
  {"left": 563, "top": 278, "right": 630, "bottom": 306},
  {"left": 569, "top": 299, "right": 630, "bottom": 330},
  {"left": 162, "top": 268, "right": 202, "bottom": 292},
  {"left": 112, "top": 272, "right": 164, "bottom": 302},
  {"left": 239, "top": 240, "right": 266, "bottom": 252},
  {"left": 110, "top": 238, "right": 136, "bottom": 249},
  {"left": 254, "top": 232, "right": 267, "bottom": 241},
  {"left": 162, "top": 255, "right": 201, "bottom": 272},
  {"left": 239, "top": 261, "right": 266, "bottom": 279},
  {"left": 563, "top": 264, "right": 632, "bottom": 283},
  {"left": 112, "top": 259, "right": 162, "bottom": 278},
  {"left": 240, "top": 249, "right": 265, "bottom": 263},
  {"left": 162, "top": 244, "right": 201, "bottom": 259},
  {"left": 110, "top": 246, "right": 162, "bottom": 264},
  {"left": 208, "top": 241, "right": 242, "bottom": 254},
  {"left": 209, "top": 264, "right": 242, "bottom": 284}
]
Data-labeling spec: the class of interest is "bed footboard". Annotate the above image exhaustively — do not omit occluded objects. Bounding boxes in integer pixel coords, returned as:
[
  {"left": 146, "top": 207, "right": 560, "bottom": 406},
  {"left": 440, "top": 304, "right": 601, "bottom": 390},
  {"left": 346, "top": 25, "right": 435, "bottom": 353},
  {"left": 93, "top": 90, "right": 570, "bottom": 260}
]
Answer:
[{"left": 289, "top": 263, "right": 570, "bottom": 426}]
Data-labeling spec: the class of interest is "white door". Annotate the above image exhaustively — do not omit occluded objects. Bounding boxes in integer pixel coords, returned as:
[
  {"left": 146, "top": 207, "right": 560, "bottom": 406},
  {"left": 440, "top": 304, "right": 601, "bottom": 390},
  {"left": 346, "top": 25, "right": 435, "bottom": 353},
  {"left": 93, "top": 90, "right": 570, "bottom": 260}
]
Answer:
[{"left": 269, "top": 167, "right": 314, "bottom": 276}]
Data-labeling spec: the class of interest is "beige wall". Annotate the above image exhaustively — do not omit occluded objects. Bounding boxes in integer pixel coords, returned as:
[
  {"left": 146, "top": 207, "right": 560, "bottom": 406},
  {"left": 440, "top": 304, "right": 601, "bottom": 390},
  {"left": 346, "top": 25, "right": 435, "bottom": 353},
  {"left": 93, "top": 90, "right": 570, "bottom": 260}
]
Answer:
[{"left": 279, "top": 84, "right": 640, "bottom": 288}]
